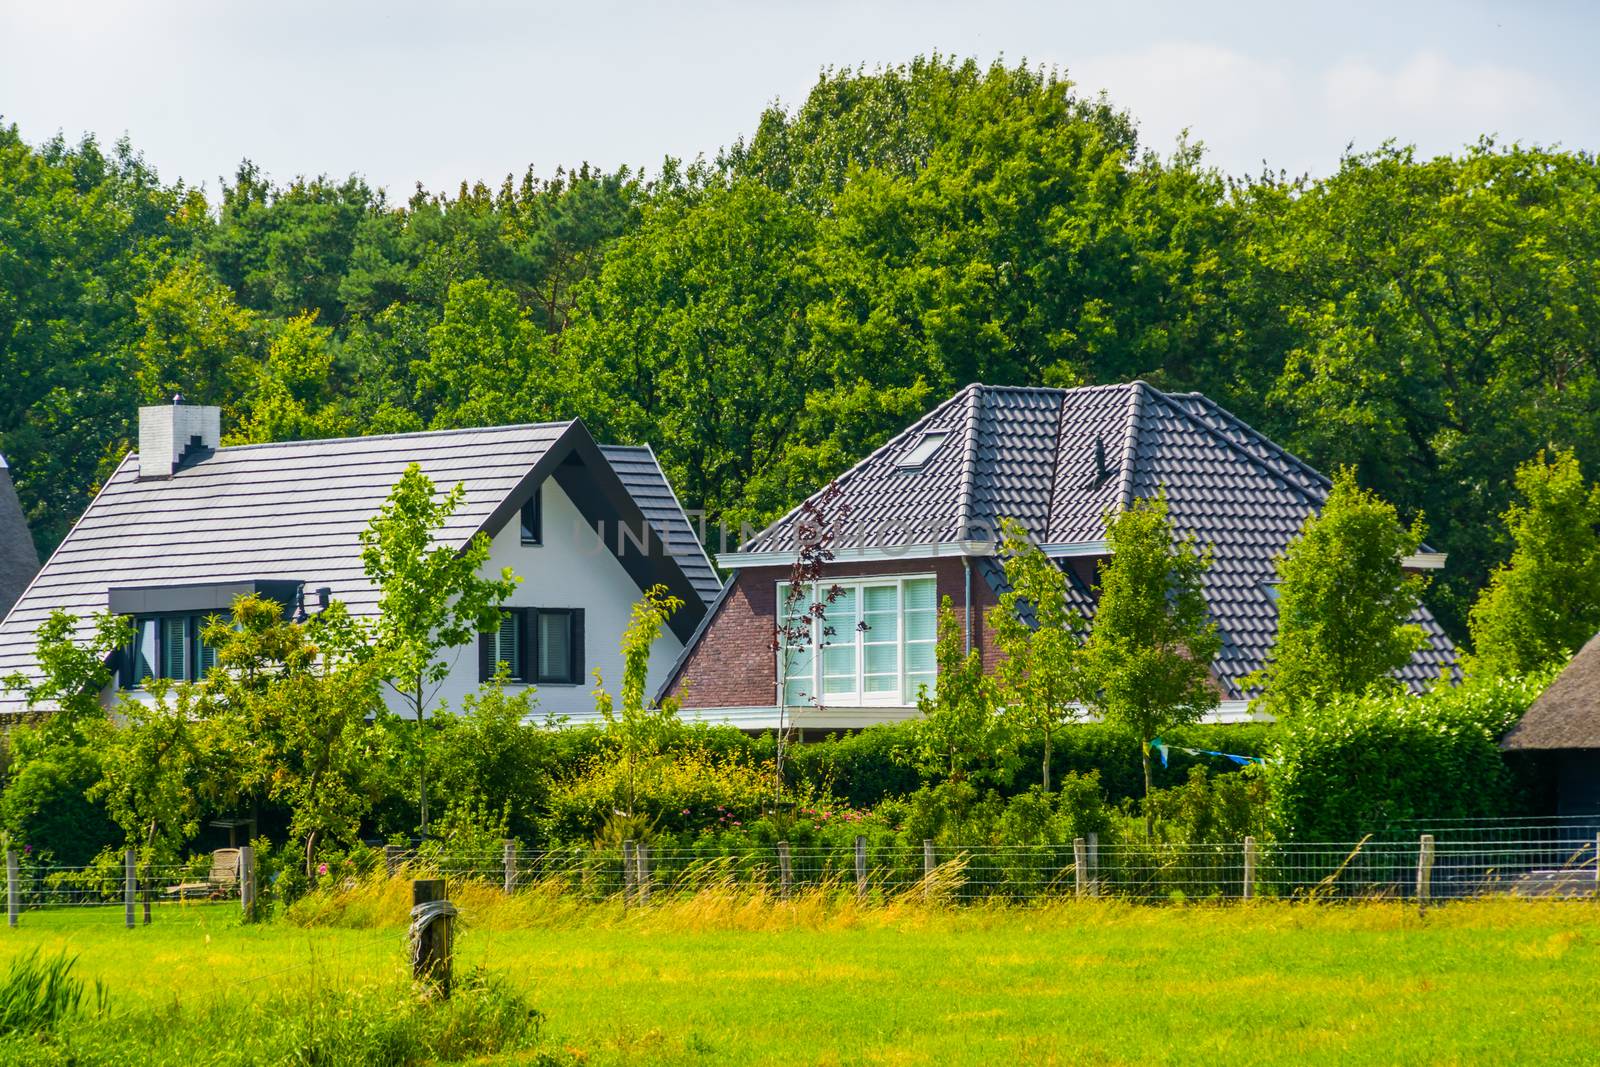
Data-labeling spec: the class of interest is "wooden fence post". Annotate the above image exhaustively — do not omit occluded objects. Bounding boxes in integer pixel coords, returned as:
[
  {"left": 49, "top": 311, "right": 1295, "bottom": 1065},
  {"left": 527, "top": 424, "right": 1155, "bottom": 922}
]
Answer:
[
  {"left": 1087, "top": 832, "right": 1100, "bottom": 897},
  {"left": 1073, "top": 838, "right": 1087, "bottom": 899},
  {"left": 5, "top": 850, "right": 16, "bottom": 928},
  {"left": 411, "top": 878, "right": 454, "bottom": 996},
  {"left": 777, "top": 842, "right": 793, "bottom": 901},
  {"left": 502, "top": 841, "right": 517, "bottom": 896},
  {"left": 124, "top": 848, "right": 136, "bottom": 929},
  {"left": 1417, "top": 834, "right": 1435, "bottom": 913},
  {"left": 635, "top": 842, "right": 651, "bottom": 904},
  {"left": 922, "top": 839, "right": 936, "bottom": 902},
  {"left": 621, "top": 841, "right": 636, "bottom": 906},
  {"left": 384, "top": 845, "right": 401, "bottom": 877},
  {"left": 239, "top": 845, "right": 256, "bottom": 922},
  {"left": 854, "top": 835, "right": 867, "bottom": 902},
  {"left": 1242, "top": 836, "right": 1256, "bottom": 901}
]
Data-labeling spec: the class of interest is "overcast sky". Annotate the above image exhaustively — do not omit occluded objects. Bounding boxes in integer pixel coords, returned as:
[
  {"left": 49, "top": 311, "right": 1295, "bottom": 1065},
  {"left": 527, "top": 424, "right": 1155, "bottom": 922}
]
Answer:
[{"left": 2, "top": 1, "right": 1595, "bottom": 197}]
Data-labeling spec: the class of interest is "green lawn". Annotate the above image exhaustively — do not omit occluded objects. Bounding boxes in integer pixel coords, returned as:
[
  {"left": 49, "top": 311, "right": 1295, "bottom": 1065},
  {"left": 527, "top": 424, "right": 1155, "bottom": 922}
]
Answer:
[{"left": 1, "top": 896, "right": 1598, "bottom": 1064}]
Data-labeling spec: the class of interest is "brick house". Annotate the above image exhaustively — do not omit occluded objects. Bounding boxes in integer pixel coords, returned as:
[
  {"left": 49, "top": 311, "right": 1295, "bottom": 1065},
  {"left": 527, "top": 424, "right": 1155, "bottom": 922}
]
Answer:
[{"left": 660, "top": 382, "right": 1457, "bottom": 730}]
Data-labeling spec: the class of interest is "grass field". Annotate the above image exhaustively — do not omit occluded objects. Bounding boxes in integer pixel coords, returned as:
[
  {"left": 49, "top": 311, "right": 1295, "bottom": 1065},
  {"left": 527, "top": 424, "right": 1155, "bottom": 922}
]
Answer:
[{"left": 0, "top": 890, "right": 1597, "bottom": 1064}]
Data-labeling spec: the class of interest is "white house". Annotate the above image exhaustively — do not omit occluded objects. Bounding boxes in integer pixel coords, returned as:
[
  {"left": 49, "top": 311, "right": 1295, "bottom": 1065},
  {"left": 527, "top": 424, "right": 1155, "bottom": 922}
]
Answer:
[{"left": 0, "top": 403, "right": 721, "bottom": 721}]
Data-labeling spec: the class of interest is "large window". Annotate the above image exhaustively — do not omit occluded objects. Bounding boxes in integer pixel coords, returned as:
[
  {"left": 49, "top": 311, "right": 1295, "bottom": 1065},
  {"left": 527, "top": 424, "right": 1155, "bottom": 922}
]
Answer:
[
  {"left": 123, "top": 613, "right": 223, "bottom": 688},
  {"left": 777, "top": 575, "right": 937, "bottom": 707},
  {"left": 480, "top": 607, "right": 584, "bottom": 685}
]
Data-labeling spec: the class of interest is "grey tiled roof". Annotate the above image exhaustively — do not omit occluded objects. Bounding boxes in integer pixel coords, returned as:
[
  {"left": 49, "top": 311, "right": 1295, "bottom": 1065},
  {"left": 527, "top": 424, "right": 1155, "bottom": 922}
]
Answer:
[
  {"left": 741, "top": 382, "right": 1458, "bottom": 699},
  {"left": 0, "top": 458, "right": 38, "bottom": 621},
  {"left": 599, "top": 445, "right": 721, "bottom": 604},
  {"left": 0, "top": 423, "right": 717, "bottom": 712}
]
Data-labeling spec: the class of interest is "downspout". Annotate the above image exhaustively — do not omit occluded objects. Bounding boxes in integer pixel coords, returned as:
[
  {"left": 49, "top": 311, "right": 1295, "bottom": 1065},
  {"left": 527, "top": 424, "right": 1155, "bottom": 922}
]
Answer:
[{"left": 963, "top": 556, "right": 973, "bottom": 655}]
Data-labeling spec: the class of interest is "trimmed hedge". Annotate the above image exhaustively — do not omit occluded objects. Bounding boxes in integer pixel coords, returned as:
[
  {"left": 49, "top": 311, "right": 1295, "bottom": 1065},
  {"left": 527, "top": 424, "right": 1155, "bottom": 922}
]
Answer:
[{"left": 1263, "top": 674, "right": 1551, "bottom": 840}]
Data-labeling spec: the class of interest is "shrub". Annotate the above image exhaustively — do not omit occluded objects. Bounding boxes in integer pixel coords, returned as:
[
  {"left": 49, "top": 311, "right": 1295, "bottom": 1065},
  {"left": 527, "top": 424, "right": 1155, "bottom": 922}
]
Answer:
[
  {"left": 1142, "top": 765, "right": 1270, "bottom": 844},
  {"left": 545, "top": 749, "right": 774, "bottom": 843},
  {"left": 1264, "top": 673, "right": 1552, "bottom": 840}
]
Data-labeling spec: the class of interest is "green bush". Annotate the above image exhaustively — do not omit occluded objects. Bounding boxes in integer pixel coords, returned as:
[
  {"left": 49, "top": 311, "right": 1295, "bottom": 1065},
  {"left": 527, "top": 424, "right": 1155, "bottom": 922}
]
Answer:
[{"left": 1264, "top": 673, "right": 1552, "bottom": 840}]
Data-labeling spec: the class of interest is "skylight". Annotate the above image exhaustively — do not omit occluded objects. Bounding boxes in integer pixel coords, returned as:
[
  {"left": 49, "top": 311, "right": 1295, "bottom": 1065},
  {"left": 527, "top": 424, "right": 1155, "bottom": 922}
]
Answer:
[{"left": 896, "top": 431, "right": 949, "bottom": 469}]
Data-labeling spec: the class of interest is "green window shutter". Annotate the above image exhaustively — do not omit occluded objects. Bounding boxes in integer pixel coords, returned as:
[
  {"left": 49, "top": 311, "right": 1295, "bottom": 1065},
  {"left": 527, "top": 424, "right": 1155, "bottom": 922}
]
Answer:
[
  {"left": 497, "top": 611, "right": 522, "bottom": 681},
  {"left": 161, "top": 616, "right": 189, "bottom": 680}
]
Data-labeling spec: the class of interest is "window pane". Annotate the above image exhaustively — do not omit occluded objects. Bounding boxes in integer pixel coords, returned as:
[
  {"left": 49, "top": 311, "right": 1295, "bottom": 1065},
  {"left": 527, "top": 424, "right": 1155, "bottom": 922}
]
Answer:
[
  {"left": 865, "top": 673, "right": 899, "bottom": 694},
  {"left": 863, "top": 584, "right": 897, "bottom": 614},
  {"left": 162, "top": 617, "right": 189, "bottom": 680},
  {"left": 539, "top": 612, "right": 571, "bottom": 681},
  {"left": 864, "top": 642, "right": 898, "bottom": 676},
  {"left": 904, "top": 672, "right": 936, "bottom": 701},
  {"left": 902, "top": 577, "right": 936, "bottom": 612},
  {"left": 904, "top": 607, "right": 936, "bottom": 643},
  {"left": 132, "top": 619, "right": 158, "bottom": 687},
  {"left": 904, "top": 641, "right": 936, "bottom": 674},
  {"left": 520, "top": 489, "right": 542, "bottom": 544}
]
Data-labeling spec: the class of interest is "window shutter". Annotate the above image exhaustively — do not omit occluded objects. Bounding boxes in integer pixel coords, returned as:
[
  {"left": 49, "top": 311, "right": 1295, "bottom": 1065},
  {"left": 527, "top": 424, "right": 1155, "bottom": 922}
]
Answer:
[
  {"left": 569, "top": 609, "right": 585, "bottom": 685},
  {"left": 519, "top": 608, "right": 536, "bottom": 684},
  {"left": 478, "top": 627, "right": 494, "bottom": 683}
]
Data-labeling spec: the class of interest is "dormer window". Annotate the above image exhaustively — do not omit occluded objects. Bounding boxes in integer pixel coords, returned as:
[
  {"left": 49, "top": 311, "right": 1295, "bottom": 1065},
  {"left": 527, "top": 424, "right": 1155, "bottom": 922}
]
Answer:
[
  {"left": 520, "top": 487, "right": 542, "bottom": 545},
  {"left": 896, "top": 431, "right": 949, "bottom": 470}
]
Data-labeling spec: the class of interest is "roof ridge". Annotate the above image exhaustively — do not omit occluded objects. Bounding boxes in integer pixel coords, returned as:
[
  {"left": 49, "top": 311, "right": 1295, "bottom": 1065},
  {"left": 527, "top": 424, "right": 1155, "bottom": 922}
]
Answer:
[
  {"left": 1042, "top": 390, "right": 1071, "bottom": 540},
  {"left": 1114, "top": 381, "right": 1148, "bottom": 511},
  {"left": 201, "top": 420, "right": 579, "bottom": 456},
  {"left": 955, "top": 385, "right": 983, "bottom": 539}
]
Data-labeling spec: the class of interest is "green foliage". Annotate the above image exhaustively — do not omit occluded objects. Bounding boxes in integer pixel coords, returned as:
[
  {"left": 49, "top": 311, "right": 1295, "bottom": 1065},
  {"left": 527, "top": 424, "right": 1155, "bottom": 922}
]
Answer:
[
  {"left": 0, "top": 611, "right": 130, "bottom": 865},
  {"left": 592, "top": 585, "right": 685, "bottom": 818},
  {"left": 1236, "top": 142, "right": 1600, "bottom": 634},
  {"left": 1142, "top": 766, "right": 1270, "bottom": 845},
  {"left": 1085, "top": 493, "right": 1221, "bottom": 824},
  {"left": 1263, "top": 673, "right": 1552, "bottom": 841},
  {"left": 909, "top": 598, "right": 1012, "bottom": 785},
  {"left": 1251, "top": 467, "right": 1430, "bottom": 714},
  {"left": 989, "top": 518, "right": 1088, "bottom": 791},
  {"left": 546, "top": 750, "right": 773, "bottom": 844},
  {"left": 1467, "top": 448, "right": 1600, "bottom": 678},
  {"left": 0, "top": 950, "right": 104, "bottom": 1039},
  {"left": 90, "top": 681, "right": 214, "bottom": 865},
  {"left": 426, "top": 675, "right": 558, "bottom": 844},
  {"left": 204, "top": 596, "right": 388, "bottom": 876},
  {"left": 358, "top": 463, "right": 517, "bottom": 832}
]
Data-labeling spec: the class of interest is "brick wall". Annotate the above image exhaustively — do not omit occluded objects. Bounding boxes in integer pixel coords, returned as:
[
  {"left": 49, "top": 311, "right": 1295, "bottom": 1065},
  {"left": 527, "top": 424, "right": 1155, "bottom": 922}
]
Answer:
[{"left": 667, "top": 556, "right": 1002, "bottom": 708}]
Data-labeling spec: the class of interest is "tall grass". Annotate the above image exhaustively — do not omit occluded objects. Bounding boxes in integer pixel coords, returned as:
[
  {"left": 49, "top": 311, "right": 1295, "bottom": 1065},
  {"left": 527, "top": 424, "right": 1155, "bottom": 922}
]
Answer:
[{"left": 0, "top": 949, "right": 104, "bottom": 1039}]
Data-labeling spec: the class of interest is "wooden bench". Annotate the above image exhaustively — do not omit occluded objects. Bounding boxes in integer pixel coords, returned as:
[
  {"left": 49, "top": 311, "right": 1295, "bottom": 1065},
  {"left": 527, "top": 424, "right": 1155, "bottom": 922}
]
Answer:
[{"left": 165, "top": 849, "right": 240, "bottom": 900}]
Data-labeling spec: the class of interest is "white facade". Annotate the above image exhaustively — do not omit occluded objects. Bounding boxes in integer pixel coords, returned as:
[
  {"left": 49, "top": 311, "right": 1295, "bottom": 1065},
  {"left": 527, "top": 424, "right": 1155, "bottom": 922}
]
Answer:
[{"left": 416, "top": 478, "right": 686, "bottom": 723}]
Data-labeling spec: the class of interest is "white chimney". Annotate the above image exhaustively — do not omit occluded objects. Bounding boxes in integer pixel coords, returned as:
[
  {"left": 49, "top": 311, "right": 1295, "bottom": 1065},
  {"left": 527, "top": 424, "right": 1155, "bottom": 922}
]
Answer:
[{"left": 139, "top": 399, "right": 222, "bottom": 480}]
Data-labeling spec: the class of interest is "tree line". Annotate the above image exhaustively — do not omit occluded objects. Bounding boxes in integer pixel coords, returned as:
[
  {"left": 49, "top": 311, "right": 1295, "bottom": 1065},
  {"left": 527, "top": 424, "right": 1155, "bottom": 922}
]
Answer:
[{"left": 3, "top": 56, "right": 1599, "bottom": 640}]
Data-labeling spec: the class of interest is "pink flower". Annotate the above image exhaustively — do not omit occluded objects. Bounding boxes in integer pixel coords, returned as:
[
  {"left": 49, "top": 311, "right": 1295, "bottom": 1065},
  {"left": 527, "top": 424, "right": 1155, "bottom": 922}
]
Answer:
[{"left": 317, "top": 863, "right": 328, "bottom": 875}]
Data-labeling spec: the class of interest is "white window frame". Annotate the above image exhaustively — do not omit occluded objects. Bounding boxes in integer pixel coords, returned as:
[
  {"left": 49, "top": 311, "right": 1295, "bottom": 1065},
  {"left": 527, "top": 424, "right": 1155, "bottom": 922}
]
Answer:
[{"left": 775, "top": 573, "right": 938, "bottom": 708}]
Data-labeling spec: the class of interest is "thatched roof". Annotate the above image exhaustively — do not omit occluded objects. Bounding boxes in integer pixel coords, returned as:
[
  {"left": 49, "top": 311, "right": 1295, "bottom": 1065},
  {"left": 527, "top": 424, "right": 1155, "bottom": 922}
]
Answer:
[
  {"left": 0, "top": 456, "right": 39, "bottom": 620},
  {"left": 1502, "top": 631, "right": 1600, "bottom": 751}
]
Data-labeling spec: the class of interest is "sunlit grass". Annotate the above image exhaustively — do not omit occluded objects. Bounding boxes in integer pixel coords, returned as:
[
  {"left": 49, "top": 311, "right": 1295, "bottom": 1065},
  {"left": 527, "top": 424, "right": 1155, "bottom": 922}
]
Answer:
[{"left": 0, "top": 888, "right": 1596, "bottom": 1064}]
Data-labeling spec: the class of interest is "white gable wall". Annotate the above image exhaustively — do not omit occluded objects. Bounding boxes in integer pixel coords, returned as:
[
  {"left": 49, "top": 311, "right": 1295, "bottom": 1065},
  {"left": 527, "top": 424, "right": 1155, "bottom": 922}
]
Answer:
[{"left": 410, "top": 477, "right": 685, "bottom": 723}]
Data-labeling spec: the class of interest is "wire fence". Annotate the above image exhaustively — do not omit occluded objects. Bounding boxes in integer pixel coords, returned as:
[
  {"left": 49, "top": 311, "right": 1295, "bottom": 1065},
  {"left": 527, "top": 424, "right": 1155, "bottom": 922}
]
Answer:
[
  {"left": 398, "top": 826, "right": 1600, "bottom": 906},
  {"left": 4, "top": 823, "right": 1598, "bottom": 926}
]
